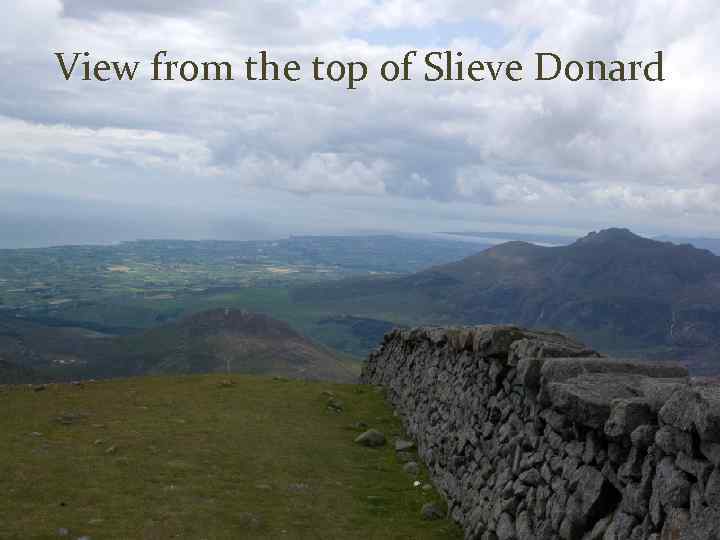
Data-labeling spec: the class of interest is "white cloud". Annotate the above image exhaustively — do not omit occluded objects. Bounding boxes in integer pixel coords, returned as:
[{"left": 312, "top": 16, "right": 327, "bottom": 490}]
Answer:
[{"left": 1, "top": 0, "right": 720, "bottom": 237}]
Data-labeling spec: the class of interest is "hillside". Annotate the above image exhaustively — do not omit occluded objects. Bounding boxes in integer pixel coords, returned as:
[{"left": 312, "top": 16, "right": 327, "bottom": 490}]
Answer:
[
  {"left": 103, "top": 309, "right": 357, "bottom": 381},
  {"left": 0, "top": 309, "right": 357, "bottom": 384},
  {"left": 293, "top": 228, "right": 720, "bottom": 373},
  {"left": 0, "top": 374, "right": 460, "bottom": 539}
]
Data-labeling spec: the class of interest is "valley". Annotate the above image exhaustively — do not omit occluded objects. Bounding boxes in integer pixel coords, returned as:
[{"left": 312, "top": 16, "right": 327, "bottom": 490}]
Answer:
[{"left": 3, "top": 229, "right": 720, "bottom": 384}]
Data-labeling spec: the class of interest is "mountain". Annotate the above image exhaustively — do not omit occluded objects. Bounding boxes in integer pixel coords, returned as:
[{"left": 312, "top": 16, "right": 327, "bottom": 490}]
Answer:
[
  {"left": 654, "top": 235, "right": 720, "bottom": 256},
  {"left": 0, "top": 309, "right": 356, "bottom": 383},
  {"left": 293, "top": 228, "right": 720, "bottom": 374},
  {"left": 103, "top": 309, "right": 356, "bottom": 381}
]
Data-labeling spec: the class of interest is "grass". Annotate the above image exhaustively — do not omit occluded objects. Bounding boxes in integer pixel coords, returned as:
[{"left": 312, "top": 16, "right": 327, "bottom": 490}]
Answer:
[{"left": 0, "top": 375, "right": 462, "bottom": 539}]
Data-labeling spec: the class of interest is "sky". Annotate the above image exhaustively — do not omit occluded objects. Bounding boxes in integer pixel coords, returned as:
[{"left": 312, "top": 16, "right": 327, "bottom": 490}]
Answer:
[{"left": 1, "top": 1, "right": 719, "bottom": 247}]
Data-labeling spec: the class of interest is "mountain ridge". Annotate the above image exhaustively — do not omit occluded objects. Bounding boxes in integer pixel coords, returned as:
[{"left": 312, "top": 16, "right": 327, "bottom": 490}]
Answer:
[{"left": 293, "top": 228, "right": 720, "bottom": 373}]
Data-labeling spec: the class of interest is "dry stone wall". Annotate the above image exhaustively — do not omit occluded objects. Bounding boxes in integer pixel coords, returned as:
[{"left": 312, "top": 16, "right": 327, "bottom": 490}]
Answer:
[{"left": 361, "top": 326, "right": 720, "bottom": 539}]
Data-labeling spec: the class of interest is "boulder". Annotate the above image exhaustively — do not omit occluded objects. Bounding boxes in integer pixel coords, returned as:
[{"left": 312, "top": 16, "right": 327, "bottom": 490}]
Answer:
[
  {"left": 354, "top": 429, "right": 386, "bottom": 447},
  {"left": 395, "top": 439, "right": 415, "bottom": 452},
  {"left": 543, "top": 374, "right": 646, "bottom": 428},
  {"left": 541, "top": 358, "right": 687, "bottom": 386},
  {"left": 605, "top": 398, "right": 656, "bottom": 438}
]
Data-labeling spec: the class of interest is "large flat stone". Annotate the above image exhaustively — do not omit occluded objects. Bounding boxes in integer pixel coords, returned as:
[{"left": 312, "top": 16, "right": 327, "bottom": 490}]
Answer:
[
  {"left": 660, "top": 383, "right": 720, "bottom": 442},
  {"left": 544, "top": 373, "right": 647, "bottom": 428},
  {"left": 541, "top": 358, "right": 688, "bottom": 385}
]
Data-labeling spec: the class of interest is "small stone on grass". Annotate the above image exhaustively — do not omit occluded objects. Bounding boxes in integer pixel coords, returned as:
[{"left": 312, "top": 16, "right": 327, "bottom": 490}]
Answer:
[
  {"left": 421, "top": 502, "right": 445, "bottom": 521},
  {"left": 354, "top": 429, "right": 386, "bottom": 447}
]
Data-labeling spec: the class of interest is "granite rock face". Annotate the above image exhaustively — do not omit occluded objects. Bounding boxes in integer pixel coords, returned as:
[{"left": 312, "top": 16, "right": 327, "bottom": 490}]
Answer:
[{"left": 361, "top": 325, "right": 720, "bottom": 539}]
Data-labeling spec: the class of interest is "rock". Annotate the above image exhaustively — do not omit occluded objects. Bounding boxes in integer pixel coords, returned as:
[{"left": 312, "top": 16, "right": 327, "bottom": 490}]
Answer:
[
  {"left": 354, "top": 429, "right": 386, "bottom": 447},
  {"left": 700, "top": 441, "right": 720, "bottom": 466},
  {"left": 544, "top": 374, "right": 653, "bottom": 429},
  {"left": 653, "top": 457, "right": 691, "bottom": 509},
  {"left": 403, "top": 462, "right": 420, "bottom": 476},
  {"left": 567, "top": 465, "right": 619, "bottom": 534},
  {"left": 605, "top": 398, "right": 655, "bottom": 438},
  {"left": 631, "top": 425, "right": 657, "bottom": 449},
  {"left": 679, "top": 506, "right": 720, "bottom": 539},
  {"left": 516, "top": 511, "right": 533, "bottom": 540},
  {"left": 660, "top": 385, "right": 720, "bottom": 443},
  {"left": 655, "top": 427, "right": 693, "bottom": 456},
  {"left": 603, "top": 512, "right": 637, "bottom": 540},
  {"left": 517, "top": 357, "right": 546, "bottom": 391},
  {"left": 421, "top": 502, "right": 445, "bottom": 521},
  {"left": 704, "top": 467, "right": 720, "bottom": 506},
  {"left": 496, "top": 512, "right": 516, "bottom": 540},
  {"left": 395, "top": 439, "right": 415, "bottom": 452},
  {"left": 541, "top": 358, "right": 687, "bottom": 386},
  {"left": 519, "top": 469, "right": 541, "bottom": 486},
  {"left": 57, "top": 528, "right": 69, "bottom": 537},
  {"left": 660, "top": 508, "right": 689, "bottom": 540},
  {"left": 361, "top": 325, "right": 719, "bottom": 540},
  {"left": 326, "top": 398, "right": 344, "bottom": 412}
]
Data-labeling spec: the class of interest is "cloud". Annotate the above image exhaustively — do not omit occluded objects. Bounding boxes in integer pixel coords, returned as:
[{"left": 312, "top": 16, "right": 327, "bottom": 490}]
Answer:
[{"left": 1, "top": 0, "right": 719, "bottom": 240}]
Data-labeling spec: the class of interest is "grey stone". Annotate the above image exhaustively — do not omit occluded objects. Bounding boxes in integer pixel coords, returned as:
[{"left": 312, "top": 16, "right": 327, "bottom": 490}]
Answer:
[
  {"left": 700, "top": 441, "right": 720, "bottom": 466},
  {"left": 516, "top": 514, "right": 533, "bottom": 540},
  {"left": 602, "top": 512, "right": 637, "bottom": 540},
  {"left": 605, "top": 398, "right": 656, "bottom": 438},
  {"left": 704, "top": 467, "right": 720, "bottom": 506},
  {"left": 653, "top": 457, "right": 691, "bottom": 509},
  {"left": 395, "top": 439, "right": 415, "bottom": 452},
  {"left": 660, "top": 384, "right": 720, "bottom": 443},
  {"left": 519, "top": 468, "right": 541, "bottom": 486},
  {"left": 496, "top": 512, "right": 517, "bottom": 540},
  {"left": 421, "top": 502, "right": 445, "bottom": 521},
  {"left": 660, "top": 508, "right": 690, "bottom": 540},
  {"left": 544, "top": 374, "right": 652, "bottom": 429},
  {"left": 655, "top": 426, "right": 693, "bottom": 456},
  {"left": 631, "top": 425, "right": 657, "bottom": 449},
  {"left": 679, "top": 506, "right": 720, "bottom": 539},
  {"left": 541, "top": 358, "right": 687, "bottom": 386},
  {"left": 517, "top": 357, "right": 546, "bottom": 391},
  {"left": 354, "top": 429, "right": 386, "bottom": 447}
]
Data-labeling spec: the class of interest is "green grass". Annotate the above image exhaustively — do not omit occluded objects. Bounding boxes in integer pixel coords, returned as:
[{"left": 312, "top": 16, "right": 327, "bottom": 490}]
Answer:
[{"left": 0, "top": 375, "right": 461, "bottom": 539}]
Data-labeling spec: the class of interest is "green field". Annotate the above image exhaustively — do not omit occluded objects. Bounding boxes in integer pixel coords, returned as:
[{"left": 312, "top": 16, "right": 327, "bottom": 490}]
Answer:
[
  {"left": 0, "top": 375, "right": 461, "bottom": 539},
  {"left": 0, "top": 236, "right": 484, "bottom": 361}
]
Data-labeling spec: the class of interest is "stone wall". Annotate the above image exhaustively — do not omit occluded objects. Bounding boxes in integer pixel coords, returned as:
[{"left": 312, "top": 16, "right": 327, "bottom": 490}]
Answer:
[{"left": 361, "top": 326, "right": 720, "bottom": 539}]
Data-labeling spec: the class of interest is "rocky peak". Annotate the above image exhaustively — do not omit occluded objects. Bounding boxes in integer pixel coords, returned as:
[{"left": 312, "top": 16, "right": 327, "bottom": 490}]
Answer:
[{"left": 574, "top": 227, "right": 647, "bottom": 246}]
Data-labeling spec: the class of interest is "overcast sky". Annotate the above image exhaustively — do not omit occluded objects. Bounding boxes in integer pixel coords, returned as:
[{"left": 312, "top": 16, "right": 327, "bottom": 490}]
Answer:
[{"left": 1, "top": 1, "right": 718, "bottom": 247}]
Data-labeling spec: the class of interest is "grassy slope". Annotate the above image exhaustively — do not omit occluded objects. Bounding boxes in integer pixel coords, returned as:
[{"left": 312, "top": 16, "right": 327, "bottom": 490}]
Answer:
[{"left": 0, "top": 375, "right": 461, "bottom": 540}]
